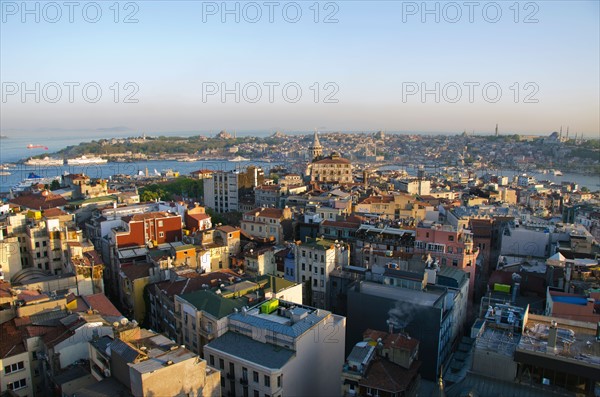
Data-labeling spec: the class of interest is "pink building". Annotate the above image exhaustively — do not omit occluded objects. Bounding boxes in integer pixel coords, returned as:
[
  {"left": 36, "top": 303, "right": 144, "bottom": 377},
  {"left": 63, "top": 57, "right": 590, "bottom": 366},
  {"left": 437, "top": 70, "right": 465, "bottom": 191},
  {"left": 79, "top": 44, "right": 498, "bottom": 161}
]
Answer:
[{"left": 414, "top": 223, "right": 479, "bottom": 302}]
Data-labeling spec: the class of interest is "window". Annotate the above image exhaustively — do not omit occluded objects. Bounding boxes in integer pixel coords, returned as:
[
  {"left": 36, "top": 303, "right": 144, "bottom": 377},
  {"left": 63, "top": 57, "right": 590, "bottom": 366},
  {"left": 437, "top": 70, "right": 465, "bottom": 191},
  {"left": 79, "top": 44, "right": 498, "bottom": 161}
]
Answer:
[
  {"left": 254, "top": 391, "right": 259, "bottom": 397},
  {"left": 42, "top": 240, "right": 47, "bottom": 247},
  {"left": 452, "top": 259, "right": 458, "bottom": 267},
  {"left": 35, "top": 241, "right": 39, "bottom": 248},
  {"left": 320, "top": 267, "right": 324, "bottom": 275},
  {"left": 159, "top": 232, "right": 164, "bottom": 238},
  {"left": 221, "top": 376, "right": 225, "bottom": 387},
  {"left": 4, "top": 361, "right": 25, "bottom": 374},
  {"left": 219, "top": 358, "right": 224, "bottom": 369},
  {"left": 7, "top": 378, "right": 26, "bottom": 391},
  {"left": 301, "top": 263, "right": 305, "bottom": 271},
  {"left": 277, "top": 375, "right": 282, "bottom": 388},
  {"left": 448, "top": 235, "right": 454, "bottom": 242},
  {"left": 264, "top": 375, "right": 270, "bottom": 387},
  {"left": 209, "top": 355, "right": 215, "bottom": 366},
  {"left": 253, "top": 371, "right": 259, "bottom": 383},
  {"left": 447, "top": 246, "right": 453, "bottom": 254},
  {"left": 158, "top": 220, "right": 164, "bottom": 227}
]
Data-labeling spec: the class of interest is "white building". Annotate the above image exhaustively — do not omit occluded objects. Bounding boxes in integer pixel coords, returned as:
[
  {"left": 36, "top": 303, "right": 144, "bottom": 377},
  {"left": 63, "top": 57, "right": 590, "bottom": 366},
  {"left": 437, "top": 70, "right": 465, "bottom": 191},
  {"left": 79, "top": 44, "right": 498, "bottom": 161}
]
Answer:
[
  {"left": 294, "top": 238, "right": 350, "bottom": 309},
  {"left": 204, "top": 300, "right": 346, "bottom": 397},
  {"left": 395, "top": 178, "right": 431, "bottom": 196},
  {"left": 205, "top": 171, "right": 240, "bottom": 213}
]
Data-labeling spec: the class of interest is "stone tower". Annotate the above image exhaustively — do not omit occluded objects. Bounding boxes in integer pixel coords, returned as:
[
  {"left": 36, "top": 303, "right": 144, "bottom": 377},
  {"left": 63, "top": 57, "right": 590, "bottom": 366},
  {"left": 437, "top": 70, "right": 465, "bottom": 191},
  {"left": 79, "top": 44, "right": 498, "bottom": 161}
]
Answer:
[{"left": 308, "top": 131, "right": 323, "bottom": 161}]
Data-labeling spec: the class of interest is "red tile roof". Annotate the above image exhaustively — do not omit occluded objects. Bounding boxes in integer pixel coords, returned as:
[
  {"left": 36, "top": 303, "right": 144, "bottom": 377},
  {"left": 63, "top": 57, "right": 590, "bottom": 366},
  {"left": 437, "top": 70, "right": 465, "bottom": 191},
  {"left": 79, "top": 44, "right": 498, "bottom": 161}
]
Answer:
[
  {"left": 120, "top": 262, "right": 152, "bottom": 281},
  {"left": 244, "top": 208, "right": 285, "bottom": 219},
  {"left": 10, "top": 192, "right": 68, "bottom": 210},
  {"left": 1, "top": 320, "right": 27, "bottom": 358},
  {"left": 83, "top": 293, "right": 123, "bottom": 317},
  {"left": 43, "top": 208, "right": 68, "bottom": 218},
  {"left": 359, "top": 358, "right": 420, "bottom": 393}
]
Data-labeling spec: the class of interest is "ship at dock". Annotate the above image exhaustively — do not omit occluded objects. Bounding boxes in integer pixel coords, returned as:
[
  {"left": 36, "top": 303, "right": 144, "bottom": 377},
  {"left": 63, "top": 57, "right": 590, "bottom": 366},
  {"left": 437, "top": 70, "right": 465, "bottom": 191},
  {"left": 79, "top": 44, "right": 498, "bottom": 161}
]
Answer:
[
  {"left": 67, "top": 155, "right": 108, "bottom": 165},
  {"left": 24, "top": 157, "right": 64, "bottom": 166}
]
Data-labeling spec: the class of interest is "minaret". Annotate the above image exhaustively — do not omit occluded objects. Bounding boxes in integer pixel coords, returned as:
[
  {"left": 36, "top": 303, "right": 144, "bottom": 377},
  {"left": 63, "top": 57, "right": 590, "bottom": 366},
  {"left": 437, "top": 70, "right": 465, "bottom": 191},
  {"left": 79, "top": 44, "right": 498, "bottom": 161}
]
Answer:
[
  {"left": 566, "top": 126, "right": 569, "bottom": 140},
  {"left": 309, "top": 130, "right": 323, "bottom": 161},
  {"left": 495, "top": 123, "right": 499, "bottom": 137}
]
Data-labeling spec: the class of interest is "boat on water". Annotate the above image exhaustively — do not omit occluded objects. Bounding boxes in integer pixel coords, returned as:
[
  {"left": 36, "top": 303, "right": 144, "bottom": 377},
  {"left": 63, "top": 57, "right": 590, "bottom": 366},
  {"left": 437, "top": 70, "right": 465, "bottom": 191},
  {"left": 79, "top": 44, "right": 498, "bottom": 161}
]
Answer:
[
  {"left": 177, "top": 157, "right": 198, "bottom": 162},
  {"left": 27, "top": 144, "right": 48, "bottom": 150},
  {"left": 24, "top": 157, "right": 64, "bottom": 166},
  {"left": 11, "top": 173, "right": 61, "bottom": 194},
  {"left": 229, "top": 155, "right": 250, "bottom": 162},
  {"left": 67, "top": 155, "right": 108, "bottom": 165},
  {"left": 0, "top": 163, "right": 15, "bottom": 170},
  {"left": 0, "top": 171, "right": 10, "bottom": 176},
  {"left": 553, "top": 170, "right": 563, "bottom": 176}
]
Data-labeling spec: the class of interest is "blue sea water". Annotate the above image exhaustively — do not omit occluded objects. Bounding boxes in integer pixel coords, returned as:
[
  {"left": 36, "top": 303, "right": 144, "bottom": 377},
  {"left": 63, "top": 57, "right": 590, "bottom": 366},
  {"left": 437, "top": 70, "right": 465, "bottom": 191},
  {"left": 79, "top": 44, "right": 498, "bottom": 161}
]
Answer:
[{"left": 1, "top": 134, "right": 598, "bottom": 192}]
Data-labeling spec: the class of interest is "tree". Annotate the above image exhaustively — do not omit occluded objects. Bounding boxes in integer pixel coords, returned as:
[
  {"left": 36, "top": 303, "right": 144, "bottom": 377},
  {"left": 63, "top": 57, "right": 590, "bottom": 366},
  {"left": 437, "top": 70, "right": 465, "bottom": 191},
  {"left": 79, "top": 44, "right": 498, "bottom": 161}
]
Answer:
[{"left": 49, "top": 180, "right": 61, "bottom": 191}]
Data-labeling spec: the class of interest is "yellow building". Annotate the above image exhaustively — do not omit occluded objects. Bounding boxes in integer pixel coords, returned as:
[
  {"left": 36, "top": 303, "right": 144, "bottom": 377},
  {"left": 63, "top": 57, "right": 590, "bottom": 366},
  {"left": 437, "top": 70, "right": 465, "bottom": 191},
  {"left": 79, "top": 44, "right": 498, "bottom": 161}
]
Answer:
[
  {"left": 355, "top": 194, "right": 427, "bottom": 221},
  {"left": 309, "top": 152, "right": 353, "bottom": 184}
]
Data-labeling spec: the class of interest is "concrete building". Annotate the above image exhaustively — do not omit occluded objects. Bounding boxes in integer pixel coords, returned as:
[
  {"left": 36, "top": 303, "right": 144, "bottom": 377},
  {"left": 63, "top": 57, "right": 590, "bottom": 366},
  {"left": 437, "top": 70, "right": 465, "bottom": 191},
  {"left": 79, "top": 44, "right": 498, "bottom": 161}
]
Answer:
[
  {"left": 240, "top": 207, "right": 292, "bottom": 244},
  {"left": 294, "top": 238, "right": 350, "bottom": 309},
  {"left": 254, "top": 184, "right": 286, "bottom": 208},
  {"left": 174, "top": 276, "right": 302, "bottom": 357},
  {"left": 204, "top": 167, "right": 264, "bottom": 213},
  {"left": 204, "top": 300, "right": 346, "bottom": 397},
  {"left": 395, "top": 178, "right": 431, "bottom": 196},
  {"left": 354, "top": 194, "right": 430, "bottom": 221},
  {"left": 91, "top": 324, "right": 221, "bottom": 397},
  {"left": 347, "top": 270, "right": 468, "bottom": 381},
  {"left": 414, "top": 222, "right": 479, "bottom": 303},
  {"left": 1, "top": 321, "right": 32, "bottom": 397}
]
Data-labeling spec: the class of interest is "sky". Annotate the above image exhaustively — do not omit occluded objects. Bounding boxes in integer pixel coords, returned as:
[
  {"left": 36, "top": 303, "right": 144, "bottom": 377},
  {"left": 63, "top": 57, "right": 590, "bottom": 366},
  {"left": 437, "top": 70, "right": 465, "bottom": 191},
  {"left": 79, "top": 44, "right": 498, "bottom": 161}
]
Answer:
[{"left": 1, "top": 0, "right": 599, "bottom": 138}]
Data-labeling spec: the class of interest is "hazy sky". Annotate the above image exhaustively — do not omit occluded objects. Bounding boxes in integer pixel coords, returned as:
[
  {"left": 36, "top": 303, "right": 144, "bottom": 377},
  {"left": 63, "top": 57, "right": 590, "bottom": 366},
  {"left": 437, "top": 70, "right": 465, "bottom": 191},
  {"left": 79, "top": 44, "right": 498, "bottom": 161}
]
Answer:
[{"left": 1, "top": 1, "right": 599, "bottom": 137}]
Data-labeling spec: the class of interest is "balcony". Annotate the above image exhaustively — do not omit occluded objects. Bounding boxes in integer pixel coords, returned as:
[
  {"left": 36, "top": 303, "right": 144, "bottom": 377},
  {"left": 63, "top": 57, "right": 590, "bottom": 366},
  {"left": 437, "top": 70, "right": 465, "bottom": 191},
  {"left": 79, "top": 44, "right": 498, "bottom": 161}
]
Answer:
[
  {"left": 240, "top": 378, "right": 248, "bottom": 386},
  {"left": 226, "top": 372, "right": 235, "bottom": 380}
]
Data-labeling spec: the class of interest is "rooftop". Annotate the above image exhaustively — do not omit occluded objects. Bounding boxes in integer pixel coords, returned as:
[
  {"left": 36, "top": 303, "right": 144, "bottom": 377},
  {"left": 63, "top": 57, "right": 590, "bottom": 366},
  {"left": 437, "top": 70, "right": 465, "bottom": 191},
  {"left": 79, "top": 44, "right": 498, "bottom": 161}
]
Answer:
[
  {"left": 229, "top": 302, "right": 331, "bottom": 338},
  {"left": 179, "top": 290, "right": 248, "bottom": 319},
  {"left": 359, "top": 281, "right": 445, "bottom": 307},
  {"left": 206, "top": 331, "right": 295, "bottom": 369},
  {"left": 130, "top": 345, "right": 197, "bottom": 374},
  {"left": 517, "top": 314, "right": 600, "bottom": 370}
]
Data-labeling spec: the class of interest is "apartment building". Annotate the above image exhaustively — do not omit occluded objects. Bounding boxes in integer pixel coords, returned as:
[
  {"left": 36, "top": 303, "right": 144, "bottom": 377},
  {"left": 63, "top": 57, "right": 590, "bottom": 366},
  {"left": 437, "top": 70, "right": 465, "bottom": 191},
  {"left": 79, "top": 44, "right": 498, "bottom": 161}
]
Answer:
[
  {"left": 294, "top": 238, "right": 350, "bottom": 309},
  {"left": 414, "top": 222, "right": 479, "bottom": 303},
  {"left": 88, "top": 324, "right": 221, "bottom": 397},
  {"left": 204, "top": 167, "right": 264, "bottom": 213},
  {"left": 174, "top": 276, "right": 302, "bottom": 357},
  {"left": 240, "top": 207, "right": 292, "bottom": 244},
  {"left": 204, "top": 299, "right": 346, "bottom": 397}
]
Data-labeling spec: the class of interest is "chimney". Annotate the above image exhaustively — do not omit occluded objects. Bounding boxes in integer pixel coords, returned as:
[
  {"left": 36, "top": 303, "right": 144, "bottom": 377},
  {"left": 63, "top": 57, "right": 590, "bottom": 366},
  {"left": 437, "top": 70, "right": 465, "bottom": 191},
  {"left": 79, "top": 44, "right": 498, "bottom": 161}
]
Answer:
[
  {"left": 548, "top": 320, "right": 558, "bottom": 349},
  {"left": 511, "top": 283, "right": 520, "bottom": 304}
]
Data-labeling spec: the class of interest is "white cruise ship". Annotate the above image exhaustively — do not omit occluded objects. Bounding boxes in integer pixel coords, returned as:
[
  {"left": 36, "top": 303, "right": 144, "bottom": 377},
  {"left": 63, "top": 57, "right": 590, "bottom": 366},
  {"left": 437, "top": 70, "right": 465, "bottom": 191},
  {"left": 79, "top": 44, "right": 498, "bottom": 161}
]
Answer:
[
  {"left": 24, "top": 157, "right": 64, "bottom": 166},
  {"left": 67, "top": 155, "right": 108, "bottom": 165}
]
